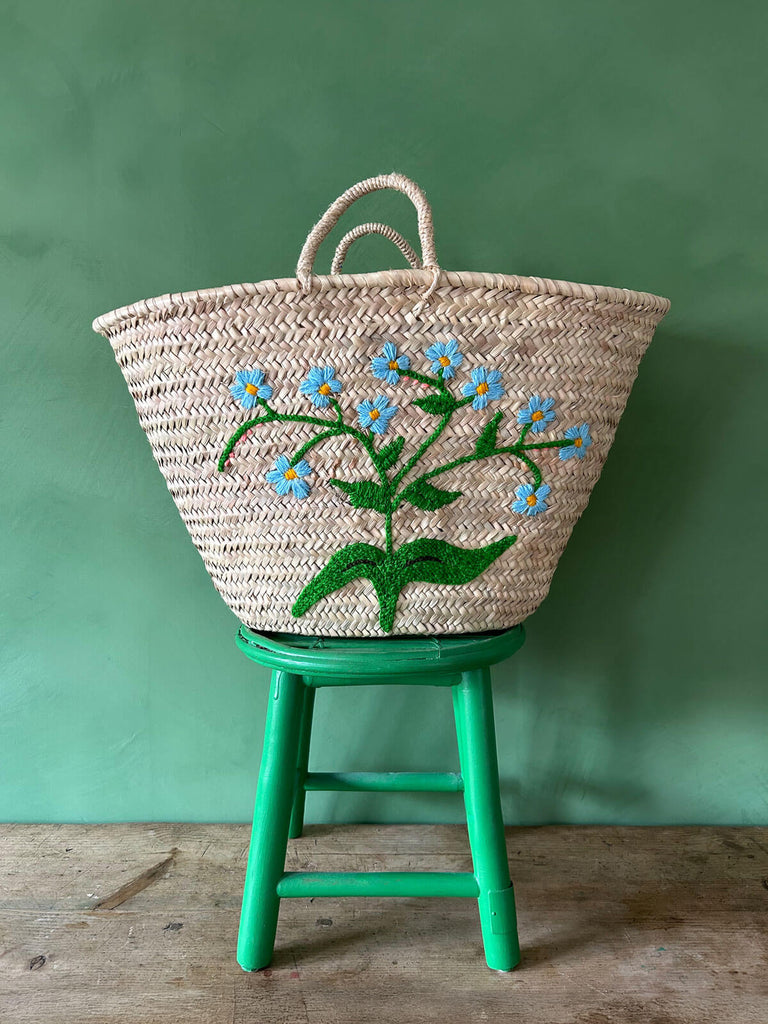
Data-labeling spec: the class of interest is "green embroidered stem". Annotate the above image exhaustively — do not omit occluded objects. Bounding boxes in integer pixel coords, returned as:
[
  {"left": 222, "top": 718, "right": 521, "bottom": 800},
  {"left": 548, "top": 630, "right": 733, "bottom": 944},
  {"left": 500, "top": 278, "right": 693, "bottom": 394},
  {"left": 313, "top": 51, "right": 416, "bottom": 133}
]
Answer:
[
  {"left": 519, "top": 438, "right": 571, "bottom": 451},
  {"left": 219, "top": 399, "right": 389, "bottom": 487},
  {"left": 512, "top": 450, "right": 543, "bottom": 488},
  {"left": 391, "top": 411, "right": 451, "bottom": 489},
  {"left": 217, "top": 413, "right": 274, "bottom": 471},
  {"left": 349, "top": 428, "right": 390, "bottom": 486},
  {"left": 257, "top": 401, "right": 343, "bottom": 432},
  {"left": 391, "top": 395, "right": 475, "bottom": 492},
  {"left": 393, "top": 441, "right": 549, "bottom": 505},
  {"left": 397, "top": 367, "right": 447, "bottom": 392},
  {"left": 291, "top": 427, "right": 346, "bottom": 465}
]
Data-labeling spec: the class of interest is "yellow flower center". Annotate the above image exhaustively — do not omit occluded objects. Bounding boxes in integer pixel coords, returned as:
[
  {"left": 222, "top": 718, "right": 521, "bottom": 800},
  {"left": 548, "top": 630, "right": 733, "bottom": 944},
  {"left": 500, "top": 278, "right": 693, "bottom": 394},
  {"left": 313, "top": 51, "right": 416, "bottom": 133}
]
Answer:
[
  {"left": 388, "top": 360, "right": 399, "bottom": 370},
  {"left": 476, "top": 382, "right": 489, "bottom": 395},
  {"left": 284, "top": 467, "right": 298, "bottom": 481},
  {"left": 526, "top": 494, "right": 537, "bottom": 507},
  {"left": 318, "top": 383, "right": 332, "bottom": 395},
  {"left": 439, "top": 355, "right": 452, "bottom": 367},
  {"left": 245, "top": 383, "right": 259, "bottom": 396},
  {"left": 531, "top": 410, "right": 544, "bottom": 422},
  {"left": 369, "top": 408, "right": 380, "bottom": 420},
  {"left": 574, "top": 437, "right": 583, "bottom": 447}
]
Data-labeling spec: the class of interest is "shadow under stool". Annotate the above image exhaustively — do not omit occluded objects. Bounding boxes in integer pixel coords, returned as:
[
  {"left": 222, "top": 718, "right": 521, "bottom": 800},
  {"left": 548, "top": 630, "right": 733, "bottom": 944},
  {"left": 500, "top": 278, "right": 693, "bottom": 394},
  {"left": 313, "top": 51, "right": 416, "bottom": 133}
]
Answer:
[{"left": 235, "top": 625, "right": 525, "bottom": 972}]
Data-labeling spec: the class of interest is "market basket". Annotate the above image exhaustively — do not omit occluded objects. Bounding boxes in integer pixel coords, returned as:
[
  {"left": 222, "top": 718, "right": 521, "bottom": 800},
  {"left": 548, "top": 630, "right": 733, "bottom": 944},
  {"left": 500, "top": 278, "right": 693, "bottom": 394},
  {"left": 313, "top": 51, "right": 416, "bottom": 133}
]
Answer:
[{"left": 93, "top": 173, "right": 669, "bottom": 635}]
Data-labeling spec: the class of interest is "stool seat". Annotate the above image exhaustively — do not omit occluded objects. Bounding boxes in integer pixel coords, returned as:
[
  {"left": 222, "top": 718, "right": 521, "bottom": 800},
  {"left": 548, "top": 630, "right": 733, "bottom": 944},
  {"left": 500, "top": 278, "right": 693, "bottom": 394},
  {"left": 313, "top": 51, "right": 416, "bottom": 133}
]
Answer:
[
  {"left": 235, "top": 625, "right": 525, "bottom": 972},
  {"left": 236, "top": 626, "right": 525, "bottom": 679}
]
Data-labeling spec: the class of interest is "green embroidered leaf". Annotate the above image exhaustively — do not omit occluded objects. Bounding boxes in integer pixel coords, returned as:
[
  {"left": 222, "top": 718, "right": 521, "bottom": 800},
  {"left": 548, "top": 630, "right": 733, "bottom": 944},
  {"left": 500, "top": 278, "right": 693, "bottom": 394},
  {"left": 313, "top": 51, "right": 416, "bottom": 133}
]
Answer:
[
  {"left": 400, "top": 478, "right": 463, "bottom": 511},
  {"left": 412, "top": 392, "right": 459, "bottom": 416},
  {"left": 291, "top": 542, "right": 389, "bottom": 620},
  {"left": 329, "top": 478, "right": 391, "bottom": 513},
  {"left": 292, "top": 535, "right": 517, "bottom": 633},
  {"left": 378, "top": 436, "right": 405, "bottom": 471},
  {"left": 394, "top": 535, "right": 517, "bottom": 588},
  {"left": 475, "top": 411, "right": 503, "bottom": 457}
]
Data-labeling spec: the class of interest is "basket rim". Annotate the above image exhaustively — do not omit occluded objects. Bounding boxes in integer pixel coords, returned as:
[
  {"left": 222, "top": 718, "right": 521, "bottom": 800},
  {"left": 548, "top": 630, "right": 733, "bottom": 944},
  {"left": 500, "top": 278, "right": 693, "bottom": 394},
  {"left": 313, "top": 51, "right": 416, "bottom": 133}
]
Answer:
[{"left": 92, "top": 268, "right": 670, "bottom": 334}]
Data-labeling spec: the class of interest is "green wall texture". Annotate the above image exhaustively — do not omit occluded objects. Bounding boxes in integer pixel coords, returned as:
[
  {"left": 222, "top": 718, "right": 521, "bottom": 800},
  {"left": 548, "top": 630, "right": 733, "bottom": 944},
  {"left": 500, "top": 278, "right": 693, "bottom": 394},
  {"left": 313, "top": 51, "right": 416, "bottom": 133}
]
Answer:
[{"left": 1, "top": 1, "right": 766, "bottom": 825}]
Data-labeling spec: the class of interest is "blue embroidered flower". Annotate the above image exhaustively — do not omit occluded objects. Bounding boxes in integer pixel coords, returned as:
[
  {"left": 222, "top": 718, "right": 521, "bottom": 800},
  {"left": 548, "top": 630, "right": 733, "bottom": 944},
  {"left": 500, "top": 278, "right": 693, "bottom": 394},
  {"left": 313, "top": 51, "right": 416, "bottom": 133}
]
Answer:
[
  {"left": 265, "top": 455, "right": 312, "bottom": 499},
  {"left": 230, "top": 368, "right": 273, "bottom": 408},
  {"left": 518, "top": 395, "right": 556, "bottom": 433},
  {"left": 357, "top": 396, "right": 397, "bottom": 435},
  {"left": 559, "top": 423, "right": 592, "bottom": 461},
  {"left": 425, "top": 338, "right": 463, "bottom": 379},
  {"left": 461, "top": 367, "right": 505, "bottom": 411},
  {"left": 371, "top": 342, "right": 410, "bottom": 385},
  {"left": 299, "top": 365, "right": 342, "bottom": 408},
  {"left": 512, "top": 482, "right": 551, "bottom": 516}
]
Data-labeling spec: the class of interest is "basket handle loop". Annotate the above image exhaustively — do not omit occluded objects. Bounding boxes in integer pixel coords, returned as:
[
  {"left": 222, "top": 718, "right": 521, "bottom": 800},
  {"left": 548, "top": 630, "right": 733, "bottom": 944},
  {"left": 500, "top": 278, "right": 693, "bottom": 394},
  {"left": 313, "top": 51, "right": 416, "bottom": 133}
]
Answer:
[
  {"left": 296, "top": 173, "right": 440, "bottom": 311},
  {"left": 330, "top": 222, "right": 423, "bottom": 275}
]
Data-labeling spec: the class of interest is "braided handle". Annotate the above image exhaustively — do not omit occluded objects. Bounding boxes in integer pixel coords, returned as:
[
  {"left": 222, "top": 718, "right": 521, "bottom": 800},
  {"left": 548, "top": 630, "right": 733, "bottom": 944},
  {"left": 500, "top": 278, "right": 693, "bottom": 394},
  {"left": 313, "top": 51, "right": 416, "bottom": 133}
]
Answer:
[
  {"left": 296, "top": 173, "right": 439, "bottom": 296},
  {"left": 330, "top": 222, "right": 423, "bottom": 275}
]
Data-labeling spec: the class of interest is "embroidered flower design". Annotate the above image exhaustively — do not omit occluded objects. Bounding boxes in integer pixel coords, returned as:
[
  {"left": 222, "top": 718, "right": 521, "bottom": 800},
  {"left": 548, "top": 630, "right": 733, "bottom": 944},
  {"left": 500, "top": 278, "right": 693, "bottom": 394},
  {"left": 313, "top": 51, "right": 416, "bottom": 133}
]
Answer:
[
  {"left": 512, "top": 482, "right": 550, "bottom": 516},
  {"left": 518, "top": 395, "right": 555, "bottom": 433},
  {"left": 372, "top": 342, "right": 410, "bottom": 385},
  {"left": 462, "top": 367, "right": 505, "bottom": 411},
  {"left": 426, "top": 338, "right": 463, "bottom": 379},
  {"left": 299, "top": 366, "right": 342, "bottom": 408},
  {"left": 230, "top": 368, "right": 273, "bottom": 409},
  {"left": 357, "top": 396, "right": 398, "bottom": 434},
  {"left": 219, "top": 330, "right": 596, "bottom": 634},
  {"left": 559, "top": 423, "right": 592, "bottom": 460},
  {"left": 266, "top": 455, "right": 312, "bottom": 498}
]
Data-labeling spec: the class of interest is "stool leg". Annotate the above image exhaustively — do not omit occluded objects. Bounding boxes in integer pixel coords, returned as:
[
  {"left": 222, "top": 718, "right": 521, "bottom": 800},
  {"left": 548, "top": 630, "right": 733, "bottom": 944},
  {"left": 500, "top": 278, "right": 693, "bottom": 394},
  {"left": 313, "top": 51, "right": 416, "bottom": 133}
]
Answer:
[
  {"left": 453, "top": 668, "right": 520, "bottom": 971},
  {"left": 452, "top": 684, "right": 467, "bottom": 769},
  {"left": 237, "top": 671, "right": 305, "bottom": 971},
  {"left": 288, "top": 685, "right": 316, "bottom": 839}
]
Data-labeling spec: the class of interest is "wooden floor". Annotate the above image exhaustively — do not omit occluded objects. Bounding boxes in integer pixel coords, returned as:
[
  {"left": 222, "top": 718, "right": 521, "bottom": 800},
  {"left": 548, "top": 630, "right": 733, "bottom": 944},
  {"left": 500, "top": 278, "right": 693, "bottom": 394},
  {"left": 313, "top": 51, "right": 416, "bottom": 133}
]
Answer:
[{"left": 0, "top": 825, "right": 766, "bottom": 1023}]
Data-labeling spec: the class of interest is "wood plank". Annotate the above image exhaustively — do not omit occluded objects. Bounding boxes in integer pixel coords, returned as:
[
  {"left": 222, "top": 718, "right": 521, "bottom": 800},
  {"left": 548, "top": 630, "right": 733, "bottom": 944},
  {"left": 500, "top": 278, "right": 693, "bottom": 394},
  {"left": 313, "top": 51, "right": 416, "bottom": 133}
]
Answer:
[{"left": 0, "top": 825, "right": 766, "bottom": 1023}]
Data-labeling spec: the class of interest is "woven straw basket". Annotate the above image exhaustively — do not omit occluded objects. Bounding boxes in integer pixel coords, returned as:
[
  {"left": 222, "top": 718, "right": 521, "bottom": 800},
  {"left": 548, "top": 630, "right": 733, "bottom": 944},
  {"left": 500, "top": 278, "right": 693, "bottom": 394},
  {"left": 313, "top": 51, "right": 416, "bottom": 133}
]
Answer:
[{"left": 93, "top": 173, "right": 669, "bottom": 636}]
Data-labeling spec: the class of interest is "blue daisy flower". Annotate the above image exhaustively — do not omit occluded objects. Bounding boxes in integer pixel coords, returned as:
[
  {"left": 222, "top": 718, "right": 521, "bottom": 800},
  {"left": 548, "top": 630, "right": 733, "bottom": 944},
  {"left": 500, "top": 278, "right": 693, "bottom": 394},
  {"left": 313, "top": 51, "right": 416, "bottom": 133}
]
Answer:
[
  {"left": 371, "top": 342, "right": 410, "bottom": 385},
  {"left": 512, "top": 482, "right": 551, "bottom": 517},
  {"left": 265, "top": 455, "right": 312, "bottom": 499},
  {"left": 357, "top": 395, "right": 397, "bottom": 435},
  {"left": 299, "top": 365, "right": 342, "bottom": 408},
  {"left": 518, "top": 395, "right": 556, "bottom": 433},
  {"left": 230, "top": 368, "right": 273, "bottom": 408},
  {"left": 461, "top": 367, "right": 505, "bottom": 411},
  {"left": 425, "top": 338, "right": 463, "bottom": 379},
  {"left": 559, "top": 423, "right": 592, "bottom": 460}
]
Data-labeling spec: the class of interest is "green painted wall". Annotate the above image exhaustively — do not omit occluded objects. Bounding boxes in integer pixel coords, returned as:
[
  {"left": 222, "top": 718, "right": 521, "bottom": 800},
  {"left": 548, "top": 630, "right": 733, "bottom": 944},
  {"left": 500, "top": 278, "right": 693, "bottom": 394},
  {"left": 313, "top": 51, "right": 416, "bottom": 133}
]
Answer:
[{"left": 1, "top": 1, "right": 766, "bottom": 825}]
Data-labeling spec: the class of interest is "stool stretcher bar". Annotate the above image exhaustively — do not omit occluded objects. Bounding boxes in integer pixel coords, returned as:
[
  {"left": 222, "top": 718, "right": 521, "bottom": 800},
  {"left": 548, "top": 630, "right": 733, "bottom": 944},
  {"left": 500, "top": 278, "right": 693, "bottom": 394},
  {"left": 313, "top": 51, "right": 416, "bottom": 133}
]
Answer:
[
  {"left": 277, "top": 871, "right": 480, "bottom": 899},
  {"left": 303, "top": 771, "right": 464, "bottom": 793}
]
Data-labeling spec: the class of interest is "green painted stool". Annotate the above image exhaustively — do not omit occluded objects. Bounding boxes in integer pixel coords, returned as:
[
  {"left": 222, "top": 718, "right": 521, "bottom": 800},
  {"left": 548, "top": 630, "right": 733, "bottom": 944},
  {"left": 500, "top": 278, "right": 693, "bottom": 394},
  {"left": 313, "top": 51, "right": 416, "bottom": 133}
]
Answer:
[{"left": 235, "top": 625, "right": 525, "bottom": 972}]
